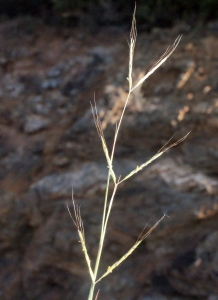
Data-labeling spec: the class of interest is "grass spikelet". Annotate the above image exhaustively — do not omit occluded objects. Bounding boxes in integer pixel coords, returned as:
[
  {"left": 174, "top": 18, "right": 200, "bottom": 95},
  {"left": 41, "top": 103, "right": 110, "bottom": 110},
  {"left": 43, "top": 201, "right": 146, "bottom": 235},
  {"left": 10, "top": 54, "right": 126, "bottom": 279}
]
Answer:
[
  {"left": 67, "top": 194, "right": 94, "bottom": 283},
  {"left": 132, "top": 35, "right": 182, "bottom": 91},
  {"left": 91, "top": 101, "right": 117, "bottom": 183},
  {"left": 128, "top": 3, "right": 137, "bottom": 91}
]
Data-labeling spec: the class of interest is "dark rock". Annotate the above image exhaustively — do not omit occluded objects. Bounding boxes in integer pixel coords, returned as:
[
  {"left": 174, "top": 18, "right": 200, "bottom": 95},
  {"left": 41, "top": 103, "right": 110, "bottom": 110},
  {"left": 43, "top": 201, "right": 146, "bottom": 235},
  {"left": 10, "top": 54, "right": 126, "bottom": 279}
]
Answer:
[
  {"left": 30, "top": 162, "right": 108, "bottom": 199},
  {"left": 24, "top": 114, "right": 50, "bottom": 134},
  {"left": 1, "top": 18, "right": 218, "bottom": 300},
  {"left": 41, "top": 78, "right": 61, "bottom": 90},
  {"left": 61, "top": 55, "right": 104, "bottom": 97},
  {"left": 19, "top": 75, "right": 43, "bottom": 95},
  {"left": 46, "top": 65, "right": 64, "bottom": 78}
]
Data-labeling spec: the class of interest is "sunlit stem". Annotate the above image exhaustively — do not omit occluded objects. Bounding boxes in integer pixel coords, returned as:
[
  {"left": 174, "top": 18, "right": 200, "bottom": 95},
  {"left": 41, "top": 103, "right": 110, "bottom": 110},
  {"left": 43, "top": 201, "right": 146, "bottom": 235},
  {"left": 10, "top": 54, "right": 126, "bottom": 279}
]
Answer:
[
  {"left": 88, "top": 171, "right": 111, "bottom": 300},
  {"left": 111, "top": 91, "right": 131, "bottom": 161}
]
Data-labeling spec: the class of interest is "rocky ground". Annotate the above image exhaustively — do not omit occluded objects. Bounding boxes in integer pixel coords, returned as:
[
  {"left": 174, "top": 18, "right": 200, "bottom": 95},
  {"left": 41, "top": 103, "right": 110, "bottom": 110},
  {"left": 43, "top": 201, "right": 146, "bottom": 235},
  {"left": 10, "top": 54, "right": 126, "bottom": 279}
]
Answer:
[{"left": 1, "top": 17, "right": 218, "bottom": 300}]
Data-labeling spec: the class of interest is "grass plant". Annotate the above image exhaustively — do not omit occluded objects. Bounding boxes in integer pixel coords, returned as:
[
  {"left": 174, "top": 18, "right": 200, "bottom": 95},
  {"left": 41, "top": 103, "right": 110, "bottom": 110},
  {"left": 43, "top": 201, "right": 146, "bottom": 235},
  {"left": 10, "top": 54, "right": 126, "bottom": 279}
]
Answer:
[{"left": 68, "top": 6, "right": 189, "bottom": 300}]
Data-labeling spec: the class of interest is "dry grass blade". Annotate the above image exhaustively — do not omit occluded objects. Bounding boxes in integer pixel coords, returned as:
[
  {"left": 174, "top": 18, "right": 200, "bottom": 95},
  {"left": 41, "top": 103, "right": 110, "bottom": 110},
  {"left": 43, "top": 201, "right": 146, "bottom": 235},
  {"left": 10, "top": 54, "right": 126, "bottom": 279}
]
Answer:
[
  {"left": 90, "top": 100, "right": 104, "bottom": 138},
  {"left": 132, "top": 35, "right": 182, "bottom": 91},
  {"left": 94, "top": 290, "right": 100, "bottom": 300},
  {"left": 91, "top": 101, "right": 116, "bottom": 183},
  {"left": 96, "top": 214, "right": 166, "bottom": 283},
  {"left": 158, "top": 131, "right": 191, "bottom": 153},
  {"left": 67, "top": 194, "right": 95, "bottom": 283},
  {"left": 128, "top": 4, "right": 137, "bottom": 91},
  {"left": 138, "top": 214, "right": 166, "bottom": 240},
  {"left": 120, "top": 131, "right": 190, "bottom": 183}
]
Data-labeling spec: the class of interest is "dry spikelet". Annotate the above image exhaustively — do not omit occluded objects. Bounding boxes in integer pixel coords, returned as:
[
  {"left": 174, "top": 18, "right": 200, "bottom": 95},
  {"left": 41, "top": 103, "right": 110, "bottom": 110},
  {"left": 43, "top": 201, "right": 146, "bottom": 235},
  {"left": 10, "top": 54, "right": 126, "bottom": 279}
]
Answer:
[{"left": 67, "top": 193, "right": 95, "bottom": 282}]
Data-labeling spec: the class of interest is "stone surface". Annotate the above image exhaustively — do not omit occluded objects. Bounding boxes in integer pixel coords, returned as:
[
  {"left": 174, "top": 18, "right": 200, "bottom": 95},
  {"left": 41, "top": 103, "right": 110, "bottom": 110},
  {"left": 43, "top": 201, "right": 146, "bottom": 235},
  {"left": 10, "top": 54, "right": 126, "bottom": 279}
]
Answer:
[
  {"left": 24, "top": 114, "right": 50, "bottom": 134},
  {"left": 0, "top": 17, "right": 218, "bottom": 300}
]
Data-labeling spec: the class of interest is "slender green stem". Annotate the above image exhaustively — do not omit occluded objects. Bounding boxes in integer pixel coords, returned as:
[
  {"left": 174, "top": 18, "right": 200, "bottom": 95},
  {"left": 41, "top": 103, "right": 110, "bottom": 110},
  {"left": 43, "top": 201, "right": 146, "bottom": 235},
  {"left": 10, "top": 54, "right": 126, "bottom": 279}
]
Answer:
[
  {"left": 111, "top": 91, "right": 131, "bottom": 161},
  {"left": 99, "top": 174, "right": 110, "bottom": 250},
  {"left": 87, "top": 171, "right": 111, "bottom": 300},
  {"left": 88, "top": 91, "right": 132, "bottom": 300},
  {"left": 103, "top": 183, "right": 118, "bottom": 234},
  {"left": 94, "top": 173, "right": 110, "bottom": 275},
  {"left": 87, "top": 174, "right": 119, "bottom": 300},
  {"left": 83, "top": 10, "right": 182, "bottom": 300},
  {"left": 87, "top": 27, "right": 133, "bottom": 300},
  {"left": 87, "top": 281, "right": 96, "bottom": 300}
]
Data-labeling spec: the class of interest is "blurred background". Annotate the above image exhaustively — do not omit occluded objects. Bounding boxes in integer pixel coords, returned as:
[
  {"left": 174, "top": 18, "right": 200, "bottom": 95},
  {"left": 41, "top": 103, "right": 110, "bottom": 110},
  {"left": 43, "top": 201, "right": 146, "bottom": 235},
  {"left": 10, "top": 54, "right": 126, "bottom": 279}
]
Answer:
[
  {"left": 1, "top": 0, "right": 218, "bottom": 29},
  {"left": 1, "top": 1, "right": 218, "bottom": 300}
]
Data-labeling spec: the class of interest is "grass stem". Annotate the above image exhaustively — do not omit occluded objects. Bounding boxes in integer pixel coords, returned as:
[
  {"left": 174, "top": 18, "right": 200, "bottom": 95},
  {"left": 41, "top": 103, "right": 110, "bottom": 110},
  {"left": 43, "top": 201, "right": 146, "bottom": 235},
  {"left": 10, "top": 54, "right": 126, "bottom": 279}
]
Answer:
[{"left": 68, "top": 7, "right": 185, "bottom": 300}]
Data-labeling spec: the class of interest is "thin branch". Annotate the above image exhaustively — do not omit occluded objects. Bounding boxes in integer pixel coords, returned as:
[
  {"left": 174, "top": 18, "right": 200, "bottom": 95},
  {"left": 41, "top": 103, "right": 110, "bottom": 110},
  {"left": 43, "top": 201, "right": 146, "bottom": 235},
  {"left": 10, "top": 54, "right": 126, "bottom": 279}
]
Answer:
[
  {"left": 119, "top": 131, "right": 191, "bottom": 184},
  {"left": 139, "top": 214, "right": 166, "bottom": 240},
  {"left": 132, "top": 35, "right": 182, "bottom": 91},
  {"left": 136, "top": 221, "right": 149, "bottom": 242},
  {"left": 94, "top": 290, "right": 100, "bottom": 300},
  {"left": 157, "top": 133, "right": 176, "bottom": 154},
  {"left": 128, "top": 3, "right": 137, "bottom": 91},
  {"left": 96, "top": 214, "right": 166, "bottom": 283},
  {"left": 159, "top": 131, "right": 191, "bottom": 153}
]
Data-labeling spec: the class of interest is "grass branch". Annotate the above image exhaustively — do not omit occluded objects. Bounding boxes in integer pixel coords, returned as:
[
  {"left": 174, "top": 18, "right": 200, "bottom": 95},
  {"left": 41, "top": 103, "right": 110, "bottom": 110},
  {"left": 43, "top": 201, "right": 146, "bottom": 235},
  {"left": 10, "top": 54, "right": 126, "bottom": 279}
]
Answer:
[{"left": 68, "top": 6, "right": 188, "bottom": 300}]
